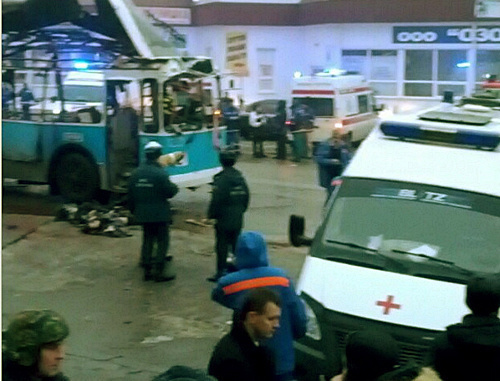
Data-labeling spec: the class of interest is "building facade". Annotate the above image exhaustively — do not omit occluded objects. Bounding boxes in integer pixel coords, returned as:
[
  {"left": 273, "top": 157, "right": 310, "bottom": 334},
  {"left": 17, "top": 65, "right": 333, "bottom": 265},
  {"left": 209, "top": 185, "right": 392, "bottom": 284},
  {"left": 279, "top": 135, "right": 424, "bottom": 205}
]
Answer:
[{"left": 52, "top": 1, "right": 500, "bottom": 111}]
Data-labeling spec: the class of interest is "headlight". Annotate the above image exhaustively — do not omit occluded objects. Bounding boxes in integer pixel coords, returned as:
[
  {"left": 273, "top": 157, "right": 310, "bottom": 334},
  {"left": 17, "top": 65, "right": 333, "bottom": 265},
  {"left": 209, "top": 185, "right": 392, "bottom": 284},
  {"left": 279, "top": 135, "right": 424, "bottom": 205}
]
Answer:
[{"left": 303, "top": 298, "right": 321, "bottom": 340}]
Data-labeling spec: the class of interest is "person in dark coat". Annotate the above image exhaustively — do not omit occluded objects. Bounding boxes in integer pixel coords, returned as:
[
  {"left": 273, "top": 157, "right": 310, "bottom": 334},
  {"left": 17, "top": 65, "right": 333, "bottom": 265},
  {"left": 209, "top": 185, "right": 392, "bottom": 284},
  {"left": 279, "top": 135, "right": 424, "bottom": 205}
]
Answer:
[
  {"left": 208, "top": 288, "right": 281, "bottom": 381},
  {"left": 426, "top": 274, "right": 500, "bottom": 381},
  {"left": 274, "top": 100, "right": 288, "bottom": 160},
  {"left": 206, "top": 147, "right": 250, "bottom": 282},
  {"left": 331, "top": 330, "right": 441, "bottom": 381},
  {"left": 19, "top": 83, "right": 35, "bottom": 121},
  {"left": 290, "top": 102, "right": 314, "bottom": 162},
  {"left": 2, "top": 81, "right": 14, "bottom": 116},
  {"left": 212, "top": 231, "right": 307, "bottom": 381},
  {"left": 2, "top": 309, "right": 70, "bottom": 381},
  {"left": 128, "top": 141, "right": 179, "bottom": 282},
  {"left": 313, "top": 128, "right": 352, "bottom": 199}
]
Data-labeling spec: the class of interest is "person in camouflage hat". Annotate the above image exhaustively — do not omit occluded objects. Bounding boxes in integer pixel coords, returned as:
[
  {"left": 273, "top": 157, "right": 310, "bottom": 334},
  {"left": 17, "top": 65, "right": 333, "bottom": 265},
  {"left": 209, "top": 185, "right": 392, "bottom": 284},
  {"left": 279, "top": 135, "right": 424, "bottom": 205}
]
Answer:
[{"left": 2, "top": 309, "right": 70, "bottom": 381}]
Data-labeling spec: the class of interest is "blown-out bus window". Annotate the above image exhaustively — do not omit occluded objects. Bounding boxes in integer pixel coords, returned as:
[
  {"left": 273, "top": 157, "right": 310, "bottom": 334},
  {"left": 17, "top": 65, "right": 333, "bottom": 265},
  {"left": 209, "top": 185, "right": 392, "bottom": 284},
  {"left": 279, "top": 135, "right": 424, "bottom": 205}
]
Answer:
[{"left": 141, "top": 78, "right": 158, "bottom": 133}]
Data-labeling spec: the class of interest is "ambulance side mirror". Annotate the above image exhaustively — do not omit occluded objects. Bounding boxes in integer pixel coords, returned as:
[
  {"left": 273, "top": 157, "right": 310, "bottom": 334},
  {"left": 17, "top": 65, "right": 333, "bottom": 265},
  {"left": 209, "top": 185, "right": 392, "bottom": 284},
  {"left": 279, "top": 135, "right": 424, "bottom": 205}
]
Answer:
[
  {"left": 289, "top": 214, "right": 313, "bottom": 247},
  {"left": 374, "top": 104, "right": 385, "bottom": 112}
]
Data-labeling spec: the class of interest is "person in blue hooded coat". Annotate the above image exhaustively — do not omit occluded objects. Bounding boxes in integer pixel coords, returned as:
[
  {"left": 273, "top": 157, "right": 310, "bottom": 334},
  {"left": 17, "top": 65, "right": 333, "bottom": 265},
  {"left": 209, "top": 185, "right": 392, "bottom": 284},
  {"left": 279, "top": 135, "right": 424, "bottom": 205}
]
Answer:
[{"left": 212, "top": 231, "right": 307, "bottom": 381}]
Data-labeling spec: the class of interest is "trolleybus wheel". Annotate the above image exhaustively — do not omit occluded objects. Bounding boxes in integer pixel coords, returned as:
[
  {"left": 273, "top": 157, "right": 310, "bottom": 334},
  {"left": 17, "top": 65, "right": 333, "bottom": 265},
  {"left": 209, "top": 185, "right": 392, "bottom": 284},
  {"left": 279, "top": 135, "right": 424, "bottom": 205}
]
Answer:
[{"left": 55, "top": 153, "right": 98, "bottom": 203}]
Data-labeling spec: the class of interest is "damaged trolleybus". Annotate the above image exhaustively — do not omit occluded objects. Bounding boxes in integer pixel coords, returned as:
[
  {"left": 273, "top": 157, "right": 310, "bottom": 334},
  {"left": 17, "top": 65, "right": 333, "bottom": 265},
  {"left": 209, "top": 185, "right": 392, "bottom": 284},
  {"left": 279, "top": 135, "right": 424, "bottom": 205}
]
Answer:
[{"left": 2, "top": 56, "right": 224, "bottom": 203}]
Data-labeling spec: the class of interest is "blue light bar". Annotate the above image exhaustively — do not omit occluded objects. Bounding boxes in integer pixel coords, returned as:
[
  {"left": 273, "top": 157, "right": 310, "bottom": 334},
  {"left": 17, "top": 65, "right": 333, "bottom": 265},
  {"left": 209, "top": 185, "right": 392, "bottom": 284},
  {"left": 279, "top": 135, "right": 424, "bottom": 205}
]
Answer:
[
  {"left": 74, "top": 61, "right": 89, "bottom": 70},
  {"left": 455, "top": 130, "right": 500, "bottom": 148},
  {"left": 380, "top": 121, "right": 500, "bottom": 150},
  {"left": 380, "top": 122, "right": 423, "bottom": 139}
]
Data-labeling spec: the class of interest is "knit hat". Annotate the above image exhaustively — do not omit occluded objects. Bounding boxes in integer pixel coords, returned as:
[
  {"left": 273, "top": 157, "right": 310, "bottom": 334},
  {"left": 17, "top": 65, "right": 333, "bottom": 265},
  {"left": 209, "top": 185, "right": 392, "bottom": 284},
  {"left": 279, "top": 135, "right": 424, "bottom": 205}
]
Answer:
[
  {"left": 466, "top": 275, "right": 500, "bottom": 316},
  {"left": 344, "top": 330, "right": 400, "bottom": 381},
  {"left": 218, "top": 146, "right": 238, "bottom": 167}
]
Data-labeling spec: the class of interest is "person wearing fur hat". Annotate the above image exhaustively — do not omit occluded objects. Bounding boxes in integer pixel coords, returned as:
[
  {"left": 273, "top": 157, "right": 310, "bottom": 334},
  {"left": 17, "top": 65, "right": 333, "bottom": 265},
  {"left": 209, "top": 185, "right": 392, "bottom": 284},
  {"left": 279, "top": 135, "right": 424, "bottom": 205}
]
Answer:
[
  {"left": 331, "top": 330, "right": 441, "bottom": 381},
  {"left": 426, "top": 274, "right": 500, "bottom": 381},
  {"left": 2, "top": 309, "right": 70, "bottom": 381}
]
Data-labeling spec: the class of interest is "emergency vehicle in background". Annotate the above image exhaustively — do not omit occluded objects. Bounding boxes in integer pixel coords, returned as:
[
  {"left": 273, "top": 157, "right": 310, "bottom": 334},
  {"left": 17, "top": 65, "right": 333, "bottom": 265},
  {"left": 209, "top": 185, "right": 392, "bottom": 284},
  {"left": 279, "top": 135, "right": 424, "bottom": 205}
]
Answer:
[
  {"left": 482, "top": 75, "right": 500, "bottom": 89},
  {"left": 290, "top": 69, "right": 380, "bottom": 145},
  {"left": 289, "top": 92, "right": 500, "bottom": 380},
  {"left": 459, "top": 75, "right": 500, "bottom": 108}
]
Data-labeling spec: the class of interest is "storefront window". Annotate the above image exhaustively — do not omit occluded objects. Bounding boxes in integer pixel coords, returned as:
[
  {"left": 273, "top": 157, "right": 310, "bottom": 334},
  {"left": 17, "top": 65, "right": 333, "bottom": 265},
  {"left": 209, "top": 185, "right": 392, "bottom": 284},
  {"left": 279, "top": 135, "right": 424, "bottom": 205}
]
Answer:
[
  {"left": 404, "top": 83, "right": 432, "bottom": 97},
  {"left": 438, "top": 84, "right": 466, "bottom": 98},
  {"left": 476, "top": 50, "right": 500, "bottom": 81},
  {"left": 404, "top": 50, "right": 432, "bottom": 96},
  {"left": 341, "top": 50, "right": 368, "bottom": 77},
  {"left": 438, "top": 50, "right": 467, "bottom": 81},
  {"left": 371, "top": 82, "right": 397, "bottom": 96},
  {"left": 371, "top": 50, "right": 397, "bottom": 80},
  {"left": 405, "top": 50, "right": 432, "bottom": 81}
]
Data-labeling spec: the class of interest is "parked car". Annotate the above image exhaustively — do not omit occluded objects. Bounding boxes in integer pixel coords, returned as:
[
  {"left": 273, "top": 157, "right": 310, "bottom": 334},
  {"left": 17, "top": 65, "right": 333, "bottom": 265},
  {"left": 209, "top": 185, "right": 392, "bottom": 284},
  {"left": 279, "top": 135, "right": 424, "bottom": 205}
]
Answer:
[{"left": 238, "top": 99, "right": 286, "bottom": 141}]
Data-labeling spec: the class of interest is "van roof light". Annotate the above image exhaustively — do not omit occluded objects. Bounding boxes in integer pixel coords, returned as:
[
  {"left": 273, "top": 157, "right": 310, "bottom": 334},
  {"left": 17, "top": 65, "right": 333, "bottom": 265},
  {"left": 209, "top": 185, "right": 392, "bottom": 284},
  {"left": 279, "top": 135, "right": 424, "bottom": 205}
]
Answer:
[
  {"left": 316, "top": 68, "right": 347, "bottom": 77},
  {"left": 380, "top": 121, "right": 500, "bottom": 150}
]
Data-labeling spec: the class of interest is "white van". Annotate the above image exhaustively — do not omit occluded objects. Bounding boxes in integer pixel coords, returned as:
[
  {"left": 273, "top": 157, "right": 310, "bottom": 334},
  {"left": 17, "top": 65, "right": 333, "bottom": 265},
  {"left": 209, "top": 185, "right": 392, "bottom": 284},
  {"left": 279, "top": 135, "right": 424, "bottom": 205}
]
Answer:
[
  {"left": 289, "top": 99, "right": 500, "bottom": 380},
  {"left": 31, "top": 70, "right": 106, "bottom": 119},
  {"left": 291, "top": 70, "right": 379, "bottom": 144}
]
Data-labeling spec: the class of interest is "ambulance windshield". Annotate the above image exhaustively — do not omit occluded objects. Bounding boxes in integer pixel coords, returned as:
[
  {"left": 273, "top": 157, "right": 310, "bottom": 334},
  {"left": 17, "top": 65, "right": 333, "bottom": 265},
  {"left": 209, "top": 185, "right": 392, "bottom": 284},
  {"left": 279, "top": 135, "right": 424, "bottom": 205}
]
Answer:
[
  {"left": 322, "top": 178, "right": 500, "bottom": 277},
  {"left": 64, "top": 85, "right": 105, "bottom": 103}
]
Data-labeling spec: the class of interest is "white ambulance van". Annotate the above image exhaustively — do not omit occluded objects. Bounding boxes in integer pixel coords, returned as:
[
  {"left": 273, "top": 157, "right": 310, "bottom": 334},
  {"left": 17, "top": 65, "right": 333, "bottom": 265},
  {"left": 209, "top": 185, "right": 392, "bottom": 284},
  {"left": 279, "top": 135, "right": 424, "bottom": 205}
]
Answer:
[
  {"left": 289, "top": 98, "right": 500, "bottom": 380},
  {"left": 32, "top": 70, "right": 106, "bottom": 118},
  {"left": 291, "top": 70, "right": 379, "bottom": 145}
]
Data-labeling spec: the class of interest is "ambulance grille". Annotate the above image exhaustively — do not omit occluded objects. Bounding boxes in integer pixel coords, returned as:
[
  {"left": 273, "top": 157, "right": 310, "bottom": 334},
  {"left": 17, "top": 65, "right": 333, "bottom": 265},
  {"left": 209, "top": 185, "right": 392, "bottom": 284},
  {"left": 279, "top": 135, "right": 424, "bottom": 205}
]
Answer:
[
  {"left": 399, "top": 343, "right": 428, "bottom": 365},
  {"left": 334, "top": 329, "right": 428, "bottom": 365}
]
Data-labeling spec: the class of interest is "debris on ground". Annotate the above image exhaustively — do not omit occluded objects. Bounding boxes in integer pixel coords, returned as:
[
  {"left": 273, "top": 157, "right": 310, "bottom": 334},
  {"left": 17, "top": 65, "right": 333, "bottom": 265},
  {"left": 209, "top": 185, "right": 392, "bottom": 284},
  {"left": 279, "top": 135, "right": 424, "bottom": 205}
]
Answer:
[
  {"left": 55, "top": 202, "right": 133, "bottom": 237},
  {"left": 185, "top": 218, "right": 213, "bottom": 227}
]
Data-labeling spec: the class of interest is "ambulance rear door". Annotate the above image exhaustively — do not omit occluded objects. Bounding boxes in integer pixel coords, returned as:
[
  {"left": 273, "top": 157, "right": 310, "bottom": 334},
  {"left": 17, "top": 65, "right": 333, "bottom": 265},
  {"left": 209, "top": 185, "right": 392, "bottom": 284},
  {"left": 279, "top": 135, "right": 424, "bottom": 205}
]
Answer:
[
  {"left": 291, "top": 77, "right": 337, "bottom": 142},
  {"left": 337, "top": 86, "right": 378, "bottom": 142}
]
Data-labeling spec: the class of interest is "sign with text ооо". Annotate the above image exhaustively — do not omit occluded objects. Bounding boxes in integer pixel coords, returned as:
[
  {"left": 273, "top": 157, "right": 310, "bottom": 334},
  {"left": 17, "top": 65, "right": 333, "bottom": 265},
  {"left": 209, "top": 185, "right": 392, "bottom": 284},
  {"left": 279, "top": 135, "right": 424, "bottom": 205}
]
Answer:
[{"left": 393, "top": 26, "right": 500, "bottom": 43}]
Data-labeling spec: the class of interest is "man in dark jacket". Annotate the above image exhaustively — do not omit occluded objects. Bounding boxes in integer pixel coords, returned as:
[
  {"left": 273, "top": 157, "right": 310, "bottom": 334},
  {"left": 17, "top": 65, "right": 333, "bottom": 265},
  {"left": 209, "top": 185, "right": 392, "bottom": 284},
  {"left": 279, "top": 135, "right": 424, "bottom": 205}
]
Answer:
[
  {"left": 19, "top": 83, "right": 35, "bottom": 121},
  {"left": 212, "top": 231, "right": 307, "bottom": 381},
  {"left": 426, "top": 274, "right": 500, "bottom": 380},
  {"left": 207, "top": 147, "right": 250, "bottom": 282},
  {"left": 208, "top": 288, "right": 281, "bottom": 381},
  {"left": 128, "top": 141, "right": 179, "bottom": 282},
  {"left": 313, "top": 128, "right": 352, "bottom": 199},
  {"left": 274, "top": 100, "right": 288, "bottom": 160},
  {"left": 2, "top": 309, "right": 70, "bottom": 381}
]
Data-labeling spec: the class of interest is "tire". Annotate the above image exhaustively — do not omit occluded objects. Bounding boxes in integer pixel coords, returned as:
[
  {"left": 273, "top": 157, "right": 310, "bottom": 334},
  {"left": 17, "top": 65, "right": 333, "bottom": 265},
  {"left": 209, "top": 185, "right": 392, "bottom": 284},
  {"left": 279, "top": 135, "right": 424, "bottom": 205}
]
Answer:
[{"left": 55, "top": 153, "right": 98, "bottom": 203}]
